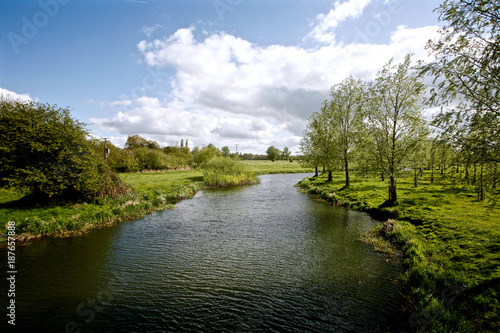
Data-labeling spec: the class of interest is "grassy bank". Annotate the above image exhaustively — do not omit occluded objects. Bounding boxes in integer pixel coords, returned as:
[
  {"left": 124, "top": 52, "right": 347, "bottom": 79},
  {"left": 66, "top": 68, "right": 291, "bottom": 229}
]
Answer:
[
  {"left": 0, "top": 170, "right": 204, "bottom": 245},
  {"left": 297, "top": 171, "right": 500, "bottom": 332},
  {"left": 0, "top": 161, "right": 310, "bottom": 246}
]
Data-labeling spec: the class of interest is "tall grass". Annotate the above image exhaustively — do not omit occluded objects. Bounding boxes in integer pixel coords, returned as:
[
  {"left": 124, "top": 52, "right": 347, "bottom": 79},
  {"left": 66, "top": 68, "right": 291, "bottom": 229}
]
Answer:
[{"left": 202, "top": 157, "right": 258, "bottom": 187}]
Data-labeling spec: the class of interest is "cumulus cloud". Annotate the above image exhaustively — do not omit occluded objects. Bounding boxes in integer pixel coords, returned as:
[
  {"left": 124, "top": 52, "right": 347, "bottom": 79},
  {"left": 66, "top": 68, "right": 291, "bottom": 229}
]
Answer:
[
  {"left": 0, "top": 87, "right": 33, "bottom": 102},
  {"left": 93, "top": 3, "right": 441, "bottom": 153},
  {"left": 306, "top": 0, "right": 373, "bottom": 44}
]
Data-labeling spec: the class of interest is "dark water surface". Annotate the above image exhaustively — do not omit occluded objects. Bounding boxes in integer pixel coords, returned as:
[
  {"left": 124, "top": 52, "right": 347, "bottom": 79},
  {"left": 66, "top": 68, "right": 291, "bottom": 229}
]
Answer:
[{"left": 2, "top": 174, "right": 404, "bottom": 332}]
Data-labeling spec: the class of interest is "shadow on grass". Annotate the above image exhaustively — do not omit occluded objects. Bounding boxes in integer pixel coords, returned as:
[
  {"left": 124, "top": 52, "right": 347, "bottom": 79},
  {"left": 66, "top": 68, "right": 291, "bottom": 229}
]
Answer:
[
  {"left": 187, "top": 176, "right": 204, "bottom": 182},
  {"left": 379, "top": 200, "right": 397, "bottom": 208},
  {"left": 0, "top": 190, "right": 88, "bottom": 208}
]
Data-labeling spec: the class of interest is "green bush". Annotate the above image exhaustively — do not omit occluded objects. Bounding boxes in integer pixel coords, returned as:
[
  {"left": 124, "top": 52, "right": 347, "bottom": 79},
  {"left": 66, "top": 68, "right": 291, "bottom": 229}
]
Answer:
[
  {"left": 0, "top": 100, "right": 128, "bottom": 201},
  {"left": 202, "top": 157, "right": 257, "bottom": 187}
]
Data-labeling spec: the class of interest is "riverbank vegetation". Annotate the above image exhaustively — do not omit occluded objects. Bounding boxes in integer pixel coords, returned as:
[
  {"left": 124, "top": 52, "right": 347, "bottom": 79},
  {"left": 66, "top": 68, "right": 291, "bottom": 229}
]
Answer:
[
  {"left": 298, "top": 1, "right": 500, "bottom": 331},
  {"left": 202, "top": 157, "right": 258, "bottom": 187},
  {"left": 298, "top": 170, "right": 499, "bottom": 332},
  {"left": 0, "top": 158, "right": 310, "bottom": 245}
]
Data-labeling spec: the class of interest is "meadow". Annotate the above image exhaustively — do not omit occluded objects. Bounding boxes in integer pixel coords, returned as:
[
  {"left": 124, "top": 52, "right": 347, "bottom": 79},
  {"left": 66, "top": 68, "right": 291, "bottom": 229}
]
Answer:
[{"left": 297, "top": 170, "right": 500, "bottom": 332}]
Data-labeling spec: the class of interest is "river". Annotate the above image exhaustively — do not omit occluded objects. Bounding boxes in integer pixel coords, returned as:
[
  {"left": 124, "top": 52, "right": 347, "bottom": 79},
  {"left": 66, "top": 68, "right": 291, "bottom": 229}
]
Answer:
[{"left": 1, "top": 173, "right": 404, "bottom": 332}]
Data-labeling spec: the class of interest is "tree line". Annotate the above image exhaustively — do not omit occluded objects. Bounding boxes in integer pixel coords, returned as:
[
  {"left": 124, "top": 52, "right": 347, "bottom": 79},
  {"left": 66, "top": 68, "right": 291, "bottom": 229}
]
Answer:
[
  {"left": 0, "top": 97, "right": 288, "bottom": 203},
  {"left": 300, "top": 1, "right": 500, "bottom": 204}
]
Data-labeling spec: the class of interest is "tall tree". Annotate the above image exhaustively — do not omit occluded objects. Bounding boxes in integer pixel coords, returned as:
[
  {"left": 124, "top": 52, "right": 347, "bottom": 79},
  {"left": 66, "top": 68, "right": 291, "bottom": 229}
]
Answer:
[
  {"left": 327, "top": 76, "right": 366, "bottom": 187},
  {"left": 302, "top": 103, "right": 340, "bottom": 181},
  {"left": 367, "top": 54, "right": 428, "bottom": 203},
  {"left": 299, "top": 119, "right": 322, "bottom": 177},
  {"left": 422, "top": 0, "right": 500, "bottom": 165}
]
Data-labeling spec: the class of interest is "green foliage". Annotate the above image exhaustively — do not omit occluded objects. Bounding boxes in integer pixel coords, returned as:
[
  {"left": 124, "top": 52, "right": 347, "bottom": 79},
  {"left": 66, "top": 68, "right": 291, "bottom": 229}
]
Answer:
[
  {"left": 301, "top": 56, "right": 429, "bottom": 199},
  {"left": 221, "top": 146, "right": 230, "bottom": 157},
  {"left": 421, "top": 0, "right": 500, "bottom": 201},
  {"left": 0, "top": 100, "right": 127, "bottom": 201},
  {"left": 193, "top": 144, "right": 222, "bottom": 167},
  {"left": 125, "top": 134, "right": 159, "bottom": 149},
  {"left": 281, "top": 147, "right": 291, "bottom": 161},
  {"left": 202, "top": 156, "right": 257, "bottom": 187},
  {"left": 367, "top": 54, "right": 429, "bottom": 202},
  {"left": 266, "top": 145, "right": 280, "bottom": 162}
]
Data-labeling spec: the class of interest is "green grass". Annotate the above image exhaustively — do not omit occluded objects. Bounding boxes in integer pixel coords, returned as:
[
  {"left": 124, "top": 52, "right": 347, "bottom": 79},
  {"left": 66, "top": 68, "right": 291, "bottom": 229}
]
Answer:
[
  {"left": 0, "top": 170, "right": 205, "bottom": 244},
  {"left": 241, "top": 160, "right": 314, "bottom": 174},
  {"left": 298, "top": 170, "right": 500, "bottom": 332},
  {"left": 0, "top": 161, "right": 310, "bottom": 244},
  {"left": 202, "top": 157, "right": 258, "bottom": 187}
]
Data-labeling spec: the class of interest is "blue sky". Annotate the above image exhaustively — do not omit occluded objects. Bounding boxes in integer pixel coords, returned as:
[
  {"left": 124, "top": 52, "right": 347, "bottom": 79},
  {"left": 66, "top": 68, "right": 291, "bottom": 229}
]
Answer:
[{"left": 1, "top": 0, "right": 442, "bottom": 153}]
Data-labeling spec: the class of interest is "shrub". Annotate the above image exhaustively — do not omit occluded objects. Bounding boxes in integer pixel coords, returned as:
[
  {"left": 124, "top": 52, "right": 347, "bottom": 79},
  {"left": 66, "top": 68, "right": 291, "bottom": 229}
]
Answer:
[
  {"left": 202, "top": 157, "right": 257, "bottom": 186},
  {"left": 0, "top": 100, "right": 128, "bottom": 201}
]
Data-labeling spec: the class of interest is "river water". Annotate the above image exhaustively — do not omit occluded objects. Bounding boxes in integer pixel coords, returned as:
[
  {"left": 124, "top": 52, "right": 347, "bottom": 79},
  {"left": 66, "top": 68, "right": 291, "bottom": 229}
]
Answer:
[{"left": 2, "top": 174, "right": 404, "bottom": 332}]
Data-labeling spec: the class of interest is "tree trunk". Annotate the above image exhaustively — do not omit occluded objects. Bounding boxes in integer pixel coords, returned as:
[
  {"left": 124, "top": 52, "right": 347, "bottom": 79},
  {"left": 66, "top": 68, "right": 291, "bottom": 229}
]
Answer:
[
  {"left": 493, "top": 164, "right": 497, "bottom": 189},
  {"left": 473, "top": 163, "right": 477, "bottom": 184},
  {"left": 345, "top": 156, "right": 350, "bottom": 187},
  {"left": 328, "top": 171, "right": 333, "bottom": 182},
  {"left": 389, "top": 175, "right": 397, "bottom": 203},
  {"left": 314, "top": 166, "right": 318, "bottom": 177},
  {"left": 479, "top": 162, "right": 485, "bottom": 201},
  {"left": 381, "top": 171, "right": 385, "bottom": 182}
]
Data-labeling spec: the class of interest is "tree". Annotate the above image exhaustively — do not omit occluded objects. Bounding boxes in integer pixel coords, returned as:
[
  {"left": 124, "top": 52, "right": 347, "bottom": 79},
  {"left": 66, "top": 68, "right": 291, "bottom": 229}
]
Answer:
[
  {"left": 281, "top": 147, "right": 291, "bottom": 161},
  {"left": 300, "top": 119, "right": 322, "bottom": 177},
  {"left": 0, "top": 100, "right": 127, "bottom": 200},
  {"left": 421, "top": 1, "right": 500, "bottom": 200},
  {"left": 125, "top": 135, "right": 159, "bottom": 150},
  {"left": 266, "top": 146, "right": 281, "bottom": 162},
  {"left": 193, "top": 144, "right": 222, "bottom": 166},
  {"left": 221, "top": 146, "right": 230, "bottom": 157},
  {"left": 300, "top": 104, "right": 340, "bottom": 181},
  {"left": 327, "top": 76, "right": 366, "bottom": 187},
  {"left": 366, "top": 54, "right": 429, "bottom": 203}
]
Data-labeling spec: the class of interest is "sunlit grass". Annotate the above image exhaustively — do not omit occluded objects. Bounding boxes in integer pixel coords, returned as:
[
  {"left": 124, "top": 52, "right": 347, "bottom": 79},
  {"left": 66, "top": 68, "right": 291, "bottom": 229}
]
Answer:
[{"left": 298, "top": 170, "right": 500, "bottom": 331}]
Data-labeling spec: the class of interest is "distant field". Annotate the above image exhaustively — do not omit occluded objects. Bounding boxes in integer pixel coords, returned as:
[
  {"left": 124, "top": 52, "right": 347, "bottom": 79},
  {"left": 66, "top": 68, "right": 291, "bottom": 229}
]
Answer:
[{"left": 241, "top": 160, "right": 313, "bottom": 174}]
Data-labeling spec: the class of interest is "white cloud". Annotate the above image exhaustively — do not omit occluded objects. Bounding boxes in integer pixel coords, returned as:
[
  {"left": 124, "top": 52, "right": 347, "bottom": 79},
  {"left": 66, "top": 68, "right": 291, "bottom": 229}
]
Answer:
[
  {"left": 93, "top": 5, "right": 441, "bottom": 153},
  {"left": 306, "top": 0, "right": 373, "bottom": 44},
  {"left": 0, "top": 87, "right": 33, "bottom": 102}
]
